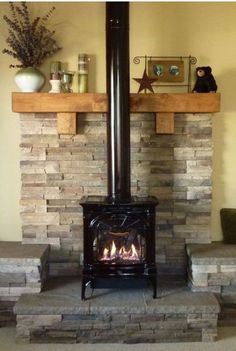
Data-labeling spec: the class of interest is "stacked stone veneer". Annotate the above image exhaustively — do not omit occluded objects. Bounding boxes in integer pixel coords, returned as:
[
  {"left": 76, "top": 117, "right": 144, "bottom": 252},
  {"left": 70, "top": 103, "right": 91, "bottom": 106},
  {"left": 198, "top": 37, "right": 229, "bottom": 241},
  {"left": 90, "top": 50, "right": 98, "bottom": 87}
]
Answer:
[
  {"left": 20, "top": 112, "right": 213, "bottom": 276},
  {"left": 187, "top": 243, "right": 236, "bottom": 299},
  {"left": 0, "top": 242, "right": 49, "bottom": 326},
  {"left": 14, "top": 278, "right": 219, "bottom": 343},
  {"left": 0, "top": 242, "right": 49, "bottom": 300}
]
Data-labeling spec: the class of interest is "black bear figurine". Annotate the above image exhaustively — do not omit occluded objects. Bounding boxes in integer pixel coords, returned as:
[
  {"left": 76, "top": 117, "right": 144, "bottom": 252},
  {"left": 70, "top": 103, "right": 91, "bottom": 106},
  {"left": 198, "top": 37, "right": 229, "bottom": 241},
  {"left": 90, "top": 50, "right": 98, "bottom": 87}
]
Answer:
[{"left": 192, "top": 66, "right": 217, "bottom": 93}]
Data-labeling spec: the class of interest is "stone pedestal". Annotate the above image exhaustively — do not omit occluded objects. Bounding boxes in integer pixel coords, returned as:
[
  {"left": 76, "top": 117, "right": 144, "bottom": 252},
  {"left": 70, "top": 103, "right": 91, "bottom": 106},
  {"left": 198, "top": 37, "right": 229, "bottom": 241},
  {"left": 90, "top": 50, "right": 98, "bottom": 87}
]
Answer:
[
  {"left": 0, "top": 241, "right": 49, "bottom": 326},
  {"left": 187, "top": 243, "right": 236, "bottom": 297},
  {"left": 187, "top": 242, "right": 236, "bottom": 326}
]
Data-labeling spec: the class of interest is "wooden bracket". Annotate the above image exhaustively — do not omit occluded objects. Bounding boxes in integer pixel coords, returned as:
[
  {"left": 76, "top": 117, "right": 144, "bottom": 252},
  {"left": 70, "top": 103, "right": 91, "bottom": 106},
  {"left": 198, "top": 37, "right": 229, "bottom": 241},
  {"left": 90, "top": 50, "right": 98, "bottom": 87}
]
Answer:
[
  {"left": 57, "top": 112, "right": 76, "bottom": 134},
  {"left": 155, "top": 112, "right": 174, "bottom": 134}
]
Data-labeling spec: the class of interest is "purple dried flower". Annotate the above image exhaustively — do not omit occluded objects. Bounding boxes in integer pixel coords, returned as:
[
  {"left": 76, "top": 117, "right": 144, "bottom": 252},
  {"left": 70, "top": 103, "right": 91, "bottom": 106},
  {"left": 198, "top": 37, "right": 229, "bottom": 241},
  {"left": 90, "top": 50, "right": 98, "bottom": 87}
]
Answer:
[{"left": 2, "top": 2, "right": 61, "bottom": 68}]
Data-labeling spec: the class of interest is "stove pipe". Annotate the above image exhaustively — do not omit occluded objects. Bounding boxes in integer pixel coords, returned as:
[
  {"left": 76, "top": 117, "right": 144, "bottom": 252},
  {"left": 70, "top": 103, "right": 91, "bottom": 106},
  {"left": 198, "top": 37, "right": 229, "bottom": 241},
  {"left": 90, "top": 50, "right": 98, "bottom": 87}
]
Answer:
[{"left": 106, "top": 2, "right": 131, "bottom": 203}]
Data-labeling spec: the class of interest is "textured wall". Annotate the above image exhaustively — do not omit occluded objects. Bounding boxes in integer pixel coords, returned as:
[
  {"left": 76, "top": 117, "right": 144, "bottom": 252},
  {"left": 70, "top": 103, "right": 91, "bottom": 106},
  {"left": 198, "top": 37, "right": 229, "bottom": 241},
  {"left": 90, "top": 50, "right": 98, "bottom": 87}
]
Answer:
[{"left": 20, "top": 112, "right": 212, "bottom": 276}]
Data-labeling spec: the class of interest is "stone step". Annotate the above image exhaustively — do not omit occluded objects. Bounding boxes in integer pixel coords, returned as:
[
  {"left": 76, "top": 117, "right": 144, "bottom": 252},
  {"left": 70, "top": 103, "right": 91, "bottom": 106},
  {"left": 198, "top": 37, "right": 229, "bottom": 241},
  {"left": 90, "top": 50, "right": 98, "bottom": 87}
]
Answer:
[
  {"left": 0, "top": 241, "right": 49, "bottom": 327},
  {"left": 187, "top": 243, "right": 236, "bottom": 298},
  {"left": 187, "top": 242, "right": 236, "bottom": 265},
  {"left": 0, "top": 241, "right": 49, "bottom": 265},
  {"left": 0, "top": 241, "right": 49, "bottom": 298},
  {"left": 14, "top": 276, "right": 220, "bottom": 344}
]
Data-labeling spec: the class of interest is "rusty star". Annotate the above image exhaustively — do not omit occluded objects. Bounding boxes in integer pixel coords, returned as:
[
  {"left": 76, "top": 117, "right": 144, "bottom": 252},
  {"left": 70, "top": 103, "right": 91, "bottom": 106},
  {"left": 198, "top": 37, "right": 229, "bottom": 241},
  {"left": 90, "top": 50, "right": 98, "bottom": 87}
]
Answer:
[{"left": 133, "top": 68, "right": 158, "bottom": 93}]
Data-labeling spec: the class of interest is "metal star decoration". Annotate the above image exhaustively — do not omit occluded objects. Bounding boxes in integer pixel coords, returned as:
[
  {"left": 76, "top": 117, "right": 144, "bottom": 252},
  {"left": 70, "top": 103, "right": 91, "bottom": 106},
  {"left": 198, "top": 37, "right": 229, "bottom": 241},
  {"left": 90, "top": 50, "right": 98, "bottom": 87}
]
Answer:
[{"left": 133, "top": 68, "right": 158, "bottom": 93}]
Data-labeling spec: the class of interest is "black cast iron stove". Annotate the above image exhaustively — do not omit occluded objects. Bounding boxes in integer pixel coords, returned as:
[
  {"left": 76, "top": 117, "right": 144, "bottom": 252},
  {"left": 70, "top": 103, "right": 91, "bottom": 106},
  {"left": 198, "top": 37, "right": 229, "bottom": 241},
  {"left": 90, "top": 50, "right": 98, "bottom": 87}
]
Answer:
[{"left": 80, "top": 2, "right": 158, "bottom": 300}]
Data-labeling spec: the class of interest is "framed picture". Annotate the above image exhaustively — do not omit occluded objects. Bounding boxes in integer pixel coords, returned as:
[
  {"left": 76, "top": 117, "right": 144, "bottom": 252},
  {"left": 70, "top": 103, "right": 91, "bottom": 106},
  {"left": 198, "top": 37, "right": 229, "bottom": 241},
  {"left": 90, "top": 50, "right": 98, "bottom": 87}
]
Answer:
[{"left": 148, "top": 60, "right": 184, "bottom": 82}]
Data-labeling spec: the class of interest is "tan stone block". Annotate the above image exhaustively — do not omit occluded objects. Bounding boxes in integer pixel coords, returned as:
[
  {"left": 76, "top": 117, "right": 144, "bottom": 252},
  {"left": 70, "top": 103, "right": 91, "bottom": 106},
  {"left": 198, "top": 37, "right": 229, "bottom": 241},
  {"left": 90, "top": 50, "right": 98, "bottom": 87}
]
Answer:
[
  {"left": 0, "top": 265, "right": 39, "bottom": 274},
  {"left": 195, "top": 148, "right": 213, "bottom": 159},
  {"left": 149, "top": 187, "right": 173, "bottom": 199},
  {"left": 220, "top": 265, "right": 236, "bottom": 273},
  {"left": 17, "top": 314, "right": 62, "bottom": 327},
  {"left": 174, "top": 148, "right": 195, "bottom": 160},
  {"left": 191, "top": 272, "right": 208, "bottom": 287},
  {"left": 21, "top": 134, "right": 59, "bottom": 147},
  {"left": 187, "top": 160, "right": 212, "bottom": 175},
  {"left": 71, "top": 153, "right": 94, "bottom": 161},
  {"left": 174, "top": 224, "right": 210, "bottom": 239},
  {"left": 41, "top": 127, "right": 57, "bottom": 135},
  {"left": 83, "top": 187, "right": 107, "bottom": 195},
  {"left": 186, "top": 238, "right": 211, "bottom": 244},
  {"left": 0, "top": 287, "right": 10, "bottom": 296},
  {"left": 22, "top": 237, "right": 60, "bottom": 248},
  {"left": 192, "top": 265, "right": 218, "bottom": 274},
  {"left": 208, "top": 273, "right": 231, "bottom": 286},
  {"left": 21, "top": 212, "right": 59, "bottom": 226},
  {"left": 59, "top": 187, "right": 84, "bottom": 199},
  {"left": 59, "top": 213, "right": 83, "bottom": 225},
  {"left": 22, "top": 225, "right": 47, "bottom": 238},
  {"left": 186, "top": 214, "right": 210, "bottom": 225},
  {"left": 21, "top": 174, "right": 47, "bottom": 184},
  {"left": 20, "top": 199, "right": 47, "bottom": 213},
  {"left": 20, "top": 161, "right": 59, "bottom": 174},
  {"left": 21, "top": 147, "right": 46, "bottom": 161},
  {"left": 187, "top": 186, "right": 212, "bottom": 200},
  {"left": 21, "top": 186, "right": 60, "bottom": 200},
  {"left": 132, "top": 149, "right": 173, "bottom": 161},
  {"left": 9, "top": 286, "right": 41, "bottom": 296},
  {"left": 20, "top": 121, "right": 42, "bottom": 134}
]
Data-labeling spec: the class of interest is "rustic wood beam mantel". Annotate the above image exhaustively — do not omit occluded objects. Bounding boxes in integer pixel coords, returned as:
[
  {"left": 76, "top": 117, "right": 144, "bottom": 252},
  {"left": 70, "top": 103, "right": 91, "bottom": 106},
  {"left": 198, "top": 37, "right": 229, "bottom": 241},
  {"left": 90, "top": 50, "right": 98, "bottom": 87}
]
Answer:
[{"left": 12, "top": 92, "right": 221, "bottom": 134}]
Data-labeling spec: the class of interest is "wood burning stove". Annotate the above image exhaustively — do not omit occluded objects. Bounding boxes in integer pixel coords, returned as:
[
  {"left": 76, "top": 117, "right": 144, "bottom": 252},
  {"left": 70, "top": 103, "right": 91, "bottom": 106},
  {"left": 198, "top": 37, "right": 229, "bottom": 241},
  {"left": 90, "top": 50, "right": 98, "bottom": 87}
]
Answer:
[
  {"left": 80, "top": 2, "right": 158, "bottom": 300},
  {"left": 80, "top": 196, "right": 158, "bottom": 300}
]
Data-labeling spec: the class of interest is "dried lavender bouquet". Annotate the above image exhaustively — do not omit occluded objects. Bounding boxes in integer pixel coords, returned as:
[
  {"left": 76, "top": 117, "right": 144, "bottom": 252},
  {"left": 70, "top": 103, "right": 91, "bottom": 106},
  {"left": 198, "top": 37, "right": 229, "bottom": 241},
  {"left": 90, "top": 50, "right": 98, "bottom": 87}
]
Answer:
[{"left": 2, "top": 2, "right": 61, "bottom": 68}]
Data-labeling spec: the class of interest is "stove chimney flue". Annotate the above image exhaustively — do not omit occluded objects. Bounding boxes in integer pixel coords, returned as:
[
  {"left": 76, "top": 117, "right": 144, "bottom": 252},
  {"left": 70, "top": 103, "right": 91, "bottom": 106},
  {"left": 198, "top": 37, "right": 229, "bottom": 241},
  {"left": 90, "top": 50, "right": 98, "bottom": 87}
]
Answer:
[{"left": 106, "top": 2, "right": 131, "bottom": 203}]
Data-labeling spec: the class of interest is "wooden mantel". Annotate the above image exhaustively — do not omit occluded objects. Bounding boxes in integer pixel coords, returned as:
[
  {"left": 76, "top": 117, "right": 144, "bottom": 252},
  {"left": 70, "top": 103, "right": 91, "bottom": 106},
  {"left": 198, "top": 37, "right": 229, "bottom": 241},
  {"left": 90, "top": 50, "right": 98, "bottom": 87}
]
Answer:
[{"left": 12, "top": 92, "right": 221, "bottom": 134}]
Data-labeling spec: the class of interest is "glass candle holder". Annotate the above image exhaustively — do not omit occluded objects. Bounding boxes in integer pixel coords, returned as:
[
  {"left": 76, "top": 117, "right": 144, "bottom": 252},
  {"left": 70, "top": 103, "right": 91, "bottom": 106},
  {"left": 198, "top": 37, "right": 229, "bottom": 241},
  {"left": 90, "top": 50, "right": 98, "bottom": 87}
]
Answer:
[
  {"left": 60, "top": 71, "right": 75, "bottom": 93},
  {"left": 50, "top": 61, "right": 61, "bottom": 80}
]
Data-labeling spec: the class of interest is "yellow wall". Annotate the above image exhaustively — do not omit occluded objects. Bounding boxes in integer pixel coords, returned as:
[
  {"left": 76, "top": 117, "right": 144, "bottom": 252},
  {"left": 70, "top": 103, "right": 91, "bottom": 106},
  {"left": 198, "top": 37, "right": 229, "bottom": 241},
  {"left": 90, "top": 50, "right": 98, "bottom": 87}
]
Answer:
[{"left": 0, "top": 2, "right": 235, "bottom": 241}]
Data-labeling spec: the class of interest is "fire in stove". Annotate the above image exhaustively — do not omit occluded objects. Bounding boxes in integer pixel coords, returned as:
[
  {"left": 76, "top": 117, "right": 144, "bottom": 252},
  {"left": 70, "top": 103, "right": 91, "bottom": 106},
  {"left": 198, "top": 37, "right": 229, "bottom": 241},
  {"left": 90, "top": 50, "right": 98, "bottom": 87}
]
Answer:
[{"left": 100, "top": 240, "right": 141, "bottom": 263}]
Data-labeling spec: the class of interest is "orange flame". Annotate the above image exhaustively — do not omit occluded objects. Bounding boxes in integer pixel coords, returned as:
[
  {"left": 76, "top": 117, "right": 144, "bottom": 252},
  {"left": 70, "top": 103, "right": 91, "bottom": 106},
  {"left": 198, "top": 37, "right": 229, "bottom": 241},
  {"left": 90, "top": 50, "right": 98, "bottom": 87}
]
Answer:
[
  {"left": 100, "top": 241, "right": 140, "bottom": 262},
  {"left": 130, "top": 244, "right": 139, "bottom": 259},
  {"left": 110, "top": 240, "right": 117, "bottom": 258}
]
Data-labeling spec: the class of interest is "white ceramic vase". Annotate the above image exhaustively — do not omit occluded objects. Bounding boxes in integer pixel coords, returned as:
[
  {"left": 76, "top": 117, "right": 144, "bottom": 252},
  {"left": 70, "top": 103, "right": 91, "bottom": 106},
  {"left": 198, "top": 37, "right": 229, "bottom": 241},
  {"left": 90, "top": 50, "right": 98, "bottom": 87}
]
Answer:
[{"left": 15, "top": 67, "right": 45, "bottom": 92}]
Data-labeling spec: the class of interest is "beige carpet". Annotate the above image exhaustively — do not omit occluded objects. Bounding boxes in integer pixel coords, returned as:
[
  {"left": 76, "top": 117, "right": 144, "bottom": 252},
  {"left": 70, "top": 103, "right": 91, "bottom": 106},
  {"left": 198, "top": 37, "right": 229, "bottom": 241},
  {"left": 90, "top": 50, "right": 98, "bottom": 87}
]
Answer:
[{"left": 1, "top": 327, "right": 236, "bottom": 351}]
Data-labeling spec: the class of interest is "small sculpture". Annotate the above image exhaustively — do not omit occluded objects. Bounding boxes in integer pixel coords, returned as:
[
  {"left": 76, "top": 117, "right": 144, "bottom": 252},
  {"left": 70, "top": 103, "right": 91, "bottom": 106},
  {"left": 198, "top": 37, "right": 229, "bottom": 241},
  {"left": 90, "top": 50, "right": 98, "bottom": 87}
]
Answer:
[{"left": 192, "top": 66, "right": 217, "bottom": 93}]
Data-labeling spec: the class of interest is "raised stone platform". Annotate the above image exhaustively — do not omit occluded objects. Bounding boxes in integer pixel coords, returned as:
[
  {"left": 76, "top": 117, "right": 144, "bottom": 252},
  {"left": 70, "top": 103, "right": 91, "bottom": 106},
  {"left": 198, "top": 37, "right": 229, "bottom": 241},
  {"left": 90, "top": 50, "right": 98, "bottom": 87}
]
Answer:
[
  {"left": 0, "top": 241, "right": 49, "bottom": 299},
  {"left": 14, "top": 277, "right": 220, "bottom": 343},
  {"left": 0, "top": 241, "right": 49, "bottom": 326},
  {"left": 187, "top": 243, "right": 236, "bottom": 327},
  {"left": 187, "top": 243, "right": 236, "bottom": 299}
]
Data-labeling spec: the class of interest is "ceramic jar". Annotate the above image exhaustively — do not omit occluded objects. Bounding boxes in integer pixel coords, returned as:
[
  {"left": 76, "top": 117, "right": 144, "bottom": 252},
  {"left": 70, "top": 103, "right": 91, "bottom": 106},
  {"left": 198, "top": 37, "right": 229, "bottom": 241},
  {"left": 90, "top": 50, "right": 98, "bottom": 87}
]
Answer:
[{"left": 15, "top": 67, "right": 45, "bottom": 92}]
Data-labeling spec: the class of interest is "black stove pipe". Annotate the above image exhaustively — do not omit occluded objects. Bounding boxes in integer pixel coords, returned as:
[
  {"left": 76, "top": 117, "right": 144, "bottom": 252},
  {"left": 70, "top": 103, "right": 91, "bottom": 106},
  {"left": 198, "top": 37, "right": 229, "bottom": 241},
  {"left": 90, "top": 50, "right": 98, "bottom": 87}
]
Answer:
[{"left": 106, "top": 2, "right": 131, "bottom": 203}]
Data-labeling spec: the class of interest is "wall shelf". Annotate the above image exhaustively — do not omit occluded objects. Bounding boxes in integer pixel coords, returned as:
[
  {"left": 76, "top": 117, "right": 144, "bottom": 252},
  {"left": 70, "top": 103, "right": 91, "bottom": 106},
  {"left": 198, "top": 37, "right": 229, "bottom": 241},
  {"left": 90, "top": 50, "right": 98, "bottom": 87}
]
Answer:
[{"left": 12, "top": 92, "right": 221, "bottom": 134}]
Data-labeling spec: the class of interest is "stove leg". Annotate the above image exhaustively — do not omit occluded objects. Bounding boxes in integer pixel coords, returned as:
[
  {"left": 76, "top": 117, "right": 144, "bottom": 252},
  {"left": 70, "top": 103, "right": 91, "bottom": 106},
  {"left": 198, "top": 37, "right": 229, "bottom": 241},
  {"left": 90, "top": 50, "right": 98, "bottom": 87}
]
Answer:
[
  {"left": 81, "top": 277, "right": 88, "bottom": 300},
  {"left": 152, "top": 276, "right": 157, "bottom": 299},
  {"left": 82, "top": 277, "right": 94, "bottom": 300}
]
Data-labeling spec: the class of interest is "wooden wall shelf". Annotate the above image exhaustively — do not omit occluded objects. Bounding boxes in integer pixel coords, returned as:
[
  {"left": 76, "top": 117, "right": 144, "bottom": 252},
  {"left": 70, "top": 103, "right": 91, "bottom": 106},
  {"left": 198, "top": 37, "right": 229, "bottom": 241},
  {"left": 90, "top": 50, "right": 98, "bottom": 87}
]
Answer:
[{"left": 12, "top": 92, "right": 221, "bottom": 134}]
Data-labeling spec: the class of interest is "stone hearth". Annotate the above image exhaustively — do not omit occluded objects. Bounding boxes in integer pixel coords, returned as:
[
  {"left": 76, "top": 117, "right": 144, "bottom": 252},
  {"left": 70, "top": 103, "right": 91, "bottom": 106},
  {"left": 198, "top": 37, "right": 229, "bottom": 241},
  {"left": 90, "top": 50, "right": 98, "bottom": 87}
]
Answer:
[{"left": 14, "top": 276, "right": 219, "bottom": 343}]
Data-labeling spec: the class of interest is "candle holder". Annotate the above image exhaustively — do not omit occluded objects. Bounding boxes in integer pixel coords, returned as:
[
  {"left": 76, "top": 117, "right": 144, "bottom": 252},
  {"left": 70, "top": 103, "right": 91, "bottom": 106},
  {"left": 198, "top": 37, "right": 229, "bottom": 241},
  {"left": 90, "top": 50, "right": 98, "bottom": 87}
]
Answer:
[
  {"left": 50, "top": 61, "right": 61, "bottom": 80},
  {"left": 49, "top": 79, "right": 61, "bottom": 93},
  {"left": 60, "top": 71, "right": 75, "bottom": 93}
]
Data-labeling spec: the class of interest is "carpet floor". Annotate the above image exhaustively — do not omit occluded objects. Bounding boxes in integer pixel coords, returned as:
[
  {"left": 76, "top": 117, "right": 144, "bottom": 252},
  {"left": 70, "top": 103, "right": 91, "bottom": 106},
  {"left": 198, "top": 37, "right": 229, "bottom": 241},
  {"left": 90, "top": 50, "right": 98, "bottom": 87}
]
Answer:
[{"left": 1, "top": 327, "right": 236, "bottom": 351}]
